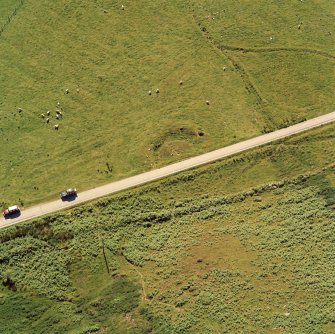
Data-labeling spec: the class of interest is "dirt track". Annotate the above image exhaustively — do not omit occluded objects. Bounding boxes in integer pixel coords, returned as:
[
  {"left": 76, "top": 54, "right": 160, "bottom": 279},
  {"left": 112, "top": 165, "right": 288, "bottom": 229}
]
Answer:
[{"left": 1, "top": 111, "right": 335, "bottom": 229}]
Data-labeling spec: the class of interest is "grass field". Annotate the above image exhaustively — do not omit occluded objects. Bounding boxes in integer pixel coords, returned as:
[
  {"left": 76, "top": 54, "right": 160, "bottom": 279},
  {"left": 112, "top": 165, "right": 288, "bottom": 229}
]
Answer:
[
  {"left": 0, "top": 124, "right": 334, "bottom": 333},
  {"left": 0, "top": 0, "right": 334, "bottom": 207},
  {"left": 0, "top": 0, "right": 19, "bottom": 26},
  {"left": 191, "top": 0, "right": 335, "bottom": 124}
]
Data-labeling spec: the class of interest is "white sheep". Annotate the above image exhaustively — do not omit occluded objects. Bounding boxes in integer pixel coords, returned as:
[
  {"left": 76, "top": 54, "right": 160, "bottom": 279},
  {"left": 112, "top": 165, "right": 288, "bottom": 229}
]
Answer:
[
  {"left": 54, "top": 124, "right": 59, "bottom": 130},
  {"left": 206, "top": 100, "right": 210, "bottom": 105},
  {"left": 121, "top": 5, "right": 125, "bottom": 10},
  {"left": 41, "top": 114, "right": 45, "bottom": 118},
  {"left": 46, "top": 118, "right": 50, "bottom": 123},
  {"left": 47, "top": 111, "right": 50, "bottom": 116},
  {"left": 156, "top": 88, "right": 160, "bottom": 93},
  {"left": 179, "top": 80, "right": 183, "bottom": 85},
  {"left": 148, "top": 90, "right": 152, "bottom": 95},
  {"left": 66, "top": 88, "right": 69, "bottom": 94}
]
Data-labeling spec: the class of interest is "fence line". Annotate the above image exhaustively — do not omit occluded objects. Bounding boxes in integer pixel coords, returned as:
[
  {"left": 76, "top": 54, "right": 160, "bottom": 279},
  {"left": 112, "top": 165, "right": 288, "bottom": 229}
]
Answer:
[{"left": 0, "top": 0, "right": 24, "bottom": 37}]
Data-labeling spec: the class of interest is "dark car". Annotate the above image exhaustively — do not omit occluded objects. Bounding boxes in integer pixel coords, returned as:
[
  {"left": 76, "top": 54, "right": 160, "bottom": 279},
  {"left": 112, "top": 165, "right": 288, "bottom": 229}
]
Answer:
[
  {"left": 60, "top": 188, "right": 77, "bottom": 200},
  {"left": 3, "top": 205, "right": 20, "bottom": 218}
]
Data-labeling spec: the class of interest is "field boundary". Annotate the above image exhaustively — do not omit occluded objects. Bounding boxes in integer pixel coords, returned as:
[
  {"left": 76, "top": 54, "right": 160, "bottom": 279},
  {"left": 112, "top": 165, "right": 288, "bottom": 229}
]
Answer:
[
  {"left": 0, "top": 0, "right": 24, "bottom": 37},
  {"left": 220, "top": 45, "right": 335, "bottom": 60},
  {"left": 188, "top": 7, "right": 274, "bottom": 125},
  {"left": 189, "top": 6, "right": 334, "bottom": 127},
  {"left": 190, "top": 9, "right": 335, "bottom": 60}
]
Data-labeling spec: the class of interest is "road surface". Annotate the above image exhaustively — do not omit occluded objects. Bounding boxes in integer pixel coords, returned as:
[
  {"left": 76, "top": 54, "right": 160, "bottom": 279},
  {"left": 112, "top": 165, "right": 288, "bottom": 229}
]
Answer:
[{"left": 1, "top": 111, "right": 335, "bottom": 229}]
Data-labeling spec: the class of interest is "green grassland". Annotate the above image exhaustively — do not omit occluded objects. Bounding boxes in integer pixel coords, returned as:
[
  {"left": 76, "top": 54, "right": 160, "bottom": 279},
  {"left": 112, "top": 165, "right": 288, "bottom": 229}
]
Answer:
[
  {"left": 191, "top": 0, "right": 335, "bottom": 123},
  {"left": 1, "top": 0, "right": 334, "bottom": 207},
  {"left": 0, "top": 0, "right": 19, "bottom": 26},
  {"left": 0, "top": 124, "right": 334, "bottom": 333}
]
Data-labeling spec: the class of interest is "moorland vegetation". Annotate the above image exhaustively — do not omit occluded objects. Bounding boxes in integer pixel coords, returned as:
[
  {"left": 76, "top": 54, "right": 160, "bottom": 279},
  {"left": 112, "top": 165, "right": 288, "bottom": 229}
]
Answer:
[{"left": 0, "top": 123, "right": 334, "bottom": 333}]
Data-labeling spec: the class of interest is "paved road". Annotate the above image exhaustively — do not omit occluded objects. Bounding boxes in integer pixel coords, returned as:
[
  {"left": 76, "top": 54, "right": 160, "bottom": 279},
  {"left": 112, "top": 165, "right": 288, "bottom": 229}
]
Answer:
[{"left": 1, "top": 111, "right": 335, "bottom": 229}]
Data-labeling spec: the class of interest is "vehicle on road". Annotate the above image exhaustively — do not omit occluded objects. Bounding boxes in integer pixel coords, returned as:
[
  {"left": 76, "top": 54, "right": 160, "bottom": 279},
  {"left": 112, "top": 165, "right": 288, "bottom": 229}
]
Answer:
[
  {"left": 60, "top": 188, "right": 77, "bottom": 200},
  {"left": 3, "top": 205, "right": 20, "bottom": 218}
]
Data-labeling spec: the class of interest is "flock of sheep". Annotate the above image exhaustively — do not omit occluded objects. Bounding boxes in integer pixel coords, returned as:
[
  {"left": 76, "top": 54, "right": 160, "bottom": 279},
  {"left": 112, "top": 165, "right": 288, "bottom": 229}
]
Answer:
[
  {"left": 34, "top": 24, "right": 175, "bottom": 131},
  {"left": 40, "top": 101, "right": 62, "bottom": 130},
  {"left": 33, "top": 4, "right": 212, "bottom": 131},
  {"left": 24, "top": 78, "right": 211, "bottom": 133},
  {"left": 39, "top": 90, "right": 71, "bottom": 130}
]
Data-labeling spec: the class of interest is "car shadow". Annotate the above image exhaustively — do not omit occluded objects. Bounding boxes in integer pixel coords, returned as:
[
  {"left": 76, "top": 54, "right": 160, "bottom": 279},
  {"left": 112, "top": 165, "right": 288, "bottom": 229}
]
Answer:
[
  {"left": 61, "top": 194, "right": 78, "bottom": 202},
  {"left": 4, "top": 212, "right": 21, "bottom": 219}
]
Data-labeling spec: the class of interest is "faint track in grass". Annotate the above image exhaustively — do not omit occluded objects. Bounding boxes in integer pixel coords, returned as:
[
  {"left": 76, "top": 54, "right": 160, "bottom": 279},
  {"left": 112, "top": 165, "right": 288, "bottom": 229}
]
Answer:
[
  {"left": 188, "top": 6, "right": 334, "bottom": 127},
  {"left": 0, "top": 0, "right": 25, "bottom": 37},
  {"left": 189, "top": 8, "right": 275, "bottom": 125},
  {"left": 216, "top": 44, "right": 335, "bottom": 60},
  {"left": 188, "top": 3, "right": 335, "bottom": 60},
  {"left": 124, "top": 256, "right": 181, "bottom": 310}
]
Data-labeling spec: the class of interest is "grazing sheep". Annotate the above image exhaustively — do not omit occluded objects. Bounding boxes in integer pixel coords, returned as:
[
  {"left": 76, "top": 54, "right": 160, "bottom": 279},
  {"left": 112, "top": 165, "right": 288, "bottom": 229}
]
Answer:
[
  {"left": 298, "top": 24, "right": 301, "bottom": 30},
  {"left": 206, "top": 100, "right": 210, "bottom": 105},
  {"left": 46, "top": 118, "right": 50, "bottom": 123},
  {"left": 179, "top": 80, "right": 183, "bottom": 85},
  {"left": 121, "top": 5, "right": 124, "bottom": 10},
  {"left": 18, "top": 107, "right": 23, "bottom": 113},
  {"left": 148, "top": 90, "right": 152, "bottom": 95},
  {"left": 47, "top": 111, "right": 50, "bottom": 116},
  {"left": 66, "top": 88, "right": 69, "bottom": 94},
  {"left": 59, "top": 111, "right": 63, "bottom": 116},
  {"left": 56, "top": 110, "right": 60, "bottom": 114},
  {"left": 156, "top": 88, "right": 160, "bottom": 93},
  {"left": 76, "top": 88, "right": 79, "bottom": 93},
  {"left": 56, "top": 114, "right": 60, "bottom": 120},
  {"left": 223, "top": 67, "right": 227, "bottom": 71},
  {"left": 57, "top": 102, "right": 60, "bottom": 107},
  {"left": 54, "top": 124, "right": 59, "bottom": 130},
  {"left": 41, "top": 114, "right": 45, "bottom": 118}
]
